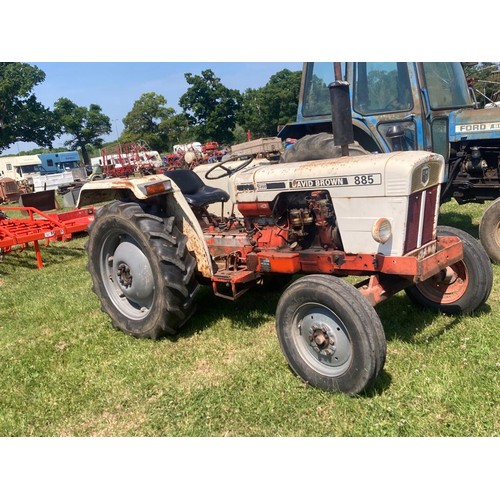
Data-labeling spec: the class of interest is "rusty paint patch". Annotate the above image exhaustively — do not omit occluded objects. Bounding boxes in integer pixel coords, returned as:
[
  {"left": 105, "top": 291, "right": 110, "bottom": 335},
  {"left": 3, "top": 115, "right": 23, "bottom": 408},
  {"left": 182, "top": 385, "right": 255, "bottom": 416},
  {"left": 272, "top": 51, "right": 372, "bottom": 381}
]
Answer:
[
  {"left": 166, "top": 192, "right": 214, "bottom": 278},
  {"left": 183, "top": 220, "right": 213, "bottom": 277}
]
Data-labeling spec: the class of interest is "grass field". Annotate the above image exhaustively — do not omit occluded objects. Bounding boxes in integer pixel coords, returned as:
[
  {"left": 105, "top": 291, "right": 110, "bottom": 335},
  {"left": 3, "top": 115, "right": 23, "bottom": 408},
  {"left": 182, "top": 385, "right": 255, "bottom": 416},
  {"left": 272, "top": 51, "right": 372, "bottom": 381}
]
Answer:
[{"left": 0, "top": 200, "right": 498, "bottom": 437}]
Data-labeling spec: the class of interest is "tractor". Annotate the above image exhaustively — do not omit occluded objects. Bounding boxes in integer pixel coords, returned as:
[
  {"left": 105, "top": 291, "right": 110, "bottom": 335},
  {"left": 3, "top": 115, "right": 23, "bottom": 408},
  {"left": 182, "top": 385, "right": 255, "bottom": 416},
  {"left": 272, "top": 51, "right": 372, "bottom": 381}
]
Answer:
[
  {"left": 76, "top": 78, "right": 493, "bottom": 395},
  {"left": 278, "top": 62, "right": 500, "bottom": 263}
]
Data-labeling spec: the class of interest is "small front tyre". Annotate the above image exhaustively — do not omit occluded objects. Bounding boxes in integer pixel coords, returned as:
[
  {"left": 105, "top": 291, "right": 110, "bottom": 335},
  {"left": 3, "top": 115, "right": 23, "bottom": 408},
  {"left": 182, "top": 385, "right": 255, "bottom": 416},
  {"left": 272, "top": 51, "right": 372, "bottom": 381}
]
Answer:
[
  {"left": 275, "top": 275, "right": 386, "bottom": 395},
  {"left": 405, "top": 226, "right": 493, "bottom": 314}
]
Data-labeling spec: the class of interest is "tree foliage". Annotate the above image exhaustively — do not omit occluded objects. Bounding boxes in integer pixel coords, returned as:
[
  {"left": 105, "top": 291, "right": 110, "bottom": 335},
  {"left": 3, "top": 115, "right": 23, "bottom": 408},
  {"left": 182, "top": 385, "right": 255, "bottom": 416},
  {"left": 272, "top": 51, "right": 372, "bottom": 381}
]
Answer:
[
  {"left": 0, "top": 63, "right": 58, "bottom": 153},
  {"left": 53, "top": 98, "right": 112, "bottom": 165},
  {"left": 2, "top": 65, "right": 303, "bottom": 160},
  {"left": 238, "top": 69, "right": 301, "bottom": 138},
  {"left": 158, "top": 113, "right": 196, "bottom": 149},
  {"left": 179, "top": 69, "right": 241, "bottom": 144},
  {"left": 121, "top": 92, "right": 177, "bottom": 151},
  {"left": 463, "top": 62, "right": 500, "bottom": 107}
]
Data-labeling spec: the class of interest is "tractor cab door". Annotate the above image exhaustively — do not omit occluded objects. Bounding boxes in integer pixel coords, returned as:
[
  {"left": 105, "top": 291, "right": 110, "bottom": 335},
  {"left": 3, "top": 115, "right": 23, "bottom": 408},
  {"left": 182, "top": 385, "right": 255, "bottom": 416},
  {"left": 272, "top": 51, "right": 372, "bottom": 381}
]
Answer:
[
  {"left": 416, "top": 62, "right": 475, "bottom": 169},
  {"left": 349, "top": 62, "right": 427, "bottom": 154}
]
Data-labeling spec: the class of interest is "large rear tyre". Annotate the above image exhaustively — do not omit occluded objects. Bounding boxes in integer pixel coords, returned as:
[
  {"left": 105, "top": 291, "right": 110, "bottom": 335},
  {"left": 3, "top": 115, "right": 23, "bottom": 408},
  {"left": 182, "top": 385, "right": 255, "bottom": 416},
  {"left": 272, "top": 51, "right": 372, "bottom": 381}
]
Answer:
[
  {"left": 280, "top": 132, "right": 369, "bottom": 163},
  {"left": 86, "top": 201, "right": 199, "bottom": 339},
  {"left": 405, "top": 226, "right": 493, "bottom": 315},
  {"left": 275, "top": 275, "right": 386, "bottom": 395},
  {"left": 479, "top": 198, "right": 500, "bottom": 264}
]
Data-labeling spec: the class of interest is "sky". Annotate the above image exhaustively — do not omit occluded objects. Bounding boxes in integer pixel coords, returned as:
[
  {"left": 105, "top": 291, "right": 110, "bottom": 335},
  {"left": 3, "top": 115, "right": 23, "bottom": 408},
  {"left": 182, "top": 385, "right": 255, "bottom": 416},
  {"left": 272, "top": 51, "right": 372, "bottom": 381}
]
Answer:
[
  {"left": 3, "top": 0, "right": 493, "bottom": 158},
  {"left": 1, "top": 2, "right": 497, "bottom": 495},
  {"left": 2, "top": 61, "right": 303, "bottom": 155}
]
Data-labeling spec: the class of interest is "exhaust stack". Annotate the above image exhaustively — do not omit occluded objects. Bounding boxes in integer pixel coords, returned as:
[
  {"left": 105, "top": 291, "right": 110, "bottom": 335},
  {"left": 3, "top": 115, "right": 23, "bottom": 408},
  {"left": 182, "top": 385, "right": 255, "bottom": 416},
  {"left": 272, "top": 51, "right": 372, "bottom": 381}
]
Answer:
[{"left": 329, "top": 63, "right": 354, "bottom": 156}]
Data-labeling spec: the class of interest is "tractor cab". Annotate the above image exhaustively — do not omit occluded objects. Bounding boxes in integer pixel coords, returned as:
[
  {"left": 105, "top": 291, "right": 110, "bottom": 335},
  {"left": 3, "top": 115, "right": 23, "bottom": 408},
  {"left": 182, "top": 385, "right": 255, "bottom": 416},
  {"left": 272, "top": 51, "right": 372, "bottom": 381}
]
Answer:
[{"left": 280, "top": 62, "right": 476, "bottom": 164}]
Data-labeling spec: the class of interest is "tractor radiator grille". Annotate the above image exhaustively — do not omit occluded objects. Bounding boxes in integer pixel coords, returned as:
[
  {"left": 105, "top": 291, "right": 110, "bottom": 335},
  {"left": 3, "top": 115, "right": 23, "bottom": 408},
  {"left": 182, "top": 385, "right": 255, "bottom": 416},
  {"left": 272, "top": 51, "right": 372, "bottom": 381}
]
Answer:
[{"left": 404, "top": 185, "right": 439, "bottom": 254}]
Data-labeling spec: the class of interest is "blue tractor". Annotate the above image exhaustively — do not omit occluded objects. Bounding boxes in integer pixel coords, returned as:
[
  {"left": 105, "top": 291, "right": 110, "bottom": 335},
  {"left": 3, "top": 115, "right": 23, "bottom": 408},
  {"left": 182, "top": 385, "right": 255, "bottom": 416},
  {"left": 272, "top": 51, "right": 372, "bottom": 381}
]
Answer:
[{"left": 278, "top": 62, "right": 500, "bottom": 262}]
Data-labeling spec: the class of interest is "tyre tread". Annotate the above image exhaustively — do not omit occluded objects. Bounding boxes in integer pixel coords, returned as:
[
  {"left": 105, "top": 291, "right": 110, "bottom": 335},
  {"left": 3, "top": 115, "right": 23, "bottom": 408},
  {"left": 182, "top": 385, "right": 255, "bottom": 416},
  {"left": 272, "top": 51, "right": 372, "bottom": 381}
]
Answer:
[{"left": 86, "top": 200, "right": 198, "bottom": 339}]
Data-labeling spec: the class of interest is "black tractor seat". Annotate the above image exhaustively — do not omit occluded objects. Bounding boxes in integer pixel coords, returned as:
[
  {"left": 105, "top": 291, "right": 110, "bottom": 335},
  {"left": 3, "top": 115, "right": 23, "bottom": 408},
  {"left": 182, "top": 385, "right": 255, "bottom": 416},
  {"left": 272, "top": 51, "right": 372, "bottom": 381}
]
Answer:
[{"left": 164, "top": 169, "right": 230, "bottom": 207}]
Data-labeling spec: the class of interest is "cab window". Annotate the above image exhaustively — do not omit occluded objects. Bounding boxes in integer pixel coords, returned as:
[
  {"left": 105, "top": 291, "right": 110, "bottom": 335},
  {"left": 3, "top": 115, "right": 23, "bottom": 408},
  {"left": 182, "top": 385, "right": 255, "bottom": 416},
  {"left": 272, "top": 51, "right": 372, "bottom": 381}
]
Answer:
[
  {"left": 302, "top": 63, "right": 346, "bottom": 117},
  {"left": 353, "top": 62, "right": 413, "bottom": 115},
  {"left": 422, "top": 62, "right": 472, "bottom": 109}
]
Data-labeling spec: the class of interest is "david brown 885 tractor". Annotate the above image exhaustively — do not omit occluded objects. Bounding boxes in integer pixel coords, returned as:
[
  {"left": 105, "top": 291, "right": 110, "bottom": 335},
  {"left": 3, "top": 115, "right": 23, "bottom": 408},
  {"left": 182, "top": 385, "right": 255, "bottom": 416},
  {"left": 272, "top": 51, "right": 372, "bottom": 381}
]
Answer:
[
  {"left": 279, "top": 62, "right": 500, "bottom": 263},
  {"left": 78, "top": 84, "right": 493, "bottom": 396}
]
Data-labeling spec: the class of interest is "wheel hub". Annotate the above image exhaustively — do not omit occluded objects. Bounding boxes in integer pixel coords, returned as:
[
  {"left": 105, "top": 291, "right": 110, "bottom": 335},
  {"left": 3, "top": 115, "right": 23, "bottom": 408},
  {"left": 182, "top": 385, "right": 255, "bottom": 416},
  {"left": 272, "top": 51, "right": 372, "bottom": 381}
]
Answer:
[
  {"left": 308, "top": 323, "right": 336, "bottom": 356},
  {"left": 295, "top": 305, "right": 352, "bottom": 374},
  {"left": 112, "top": 240, "right": 155, "bottom": 305},
  {"left": 437, "top": 267, "right": 459, "bottom": 285},
  {"left": 117, "top": 263, "right": 133, "bottom": 288},
  {"left": 416, "top": 259, "right": 469, "bottom": 304}
]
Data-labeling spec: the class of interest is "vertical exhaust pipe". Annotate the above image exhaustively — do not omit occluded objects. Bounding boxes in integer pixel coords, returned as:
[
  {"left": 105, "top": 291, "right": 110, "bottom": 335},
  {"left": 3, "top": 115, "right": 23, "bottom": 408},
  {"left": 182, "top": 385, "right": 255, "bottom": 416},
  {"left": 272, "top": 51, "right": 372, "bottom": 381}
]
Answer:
[{"left": 329, "top": 62, "right": 354, "bottom": 156}]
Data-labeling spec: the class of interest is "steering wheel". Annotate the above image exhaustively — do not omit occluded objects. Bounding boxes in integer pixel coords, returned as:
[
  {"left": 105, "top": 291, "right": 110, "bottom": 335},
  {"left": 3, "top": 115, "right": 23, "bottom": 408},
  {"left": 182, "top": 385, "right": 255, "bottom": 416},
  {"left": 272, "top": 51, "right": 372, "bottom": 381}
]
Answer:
[
  {"left": 204, "top": 163, "right": 234, "bottom": 180},
  {"left": 204, "top": 155, "right": 254, "bottom": 180}
]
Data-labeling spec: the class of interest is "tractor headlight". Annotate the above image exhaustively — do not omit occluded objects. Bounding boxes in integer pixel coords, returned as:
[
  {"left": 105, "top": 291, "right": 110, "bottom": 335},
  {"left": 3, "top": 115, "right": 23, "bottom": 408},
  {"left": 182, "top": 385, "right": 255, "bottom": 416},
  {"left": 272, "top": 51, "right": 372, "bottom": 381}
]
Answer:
[{"left": 372, "top": 218, "right": 392, "bottom": 243}]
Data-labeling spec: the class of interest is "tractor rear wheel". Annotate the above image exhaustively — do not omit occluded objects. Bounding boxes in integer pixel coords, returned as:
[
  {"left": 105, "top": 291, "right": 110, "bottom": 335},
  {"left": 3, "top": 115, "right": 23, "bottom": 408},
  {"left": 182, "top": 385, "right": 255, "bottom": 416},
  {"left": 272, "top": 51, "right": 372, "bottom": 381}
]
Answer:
[
  {"left": 280, "top": 132, "right": 369, "bottom": 163},
  {"left": 405, "top": 226, "right": 493, "bottom": 315},
  {"left": 275, "top": 275, "right": 386, "bottom": 395},
  {"left": 86, "top": 201, "right": 199, "bottom": 339},
  {"left": 479, "top": 198, "right": 500, "bottom": 264}
]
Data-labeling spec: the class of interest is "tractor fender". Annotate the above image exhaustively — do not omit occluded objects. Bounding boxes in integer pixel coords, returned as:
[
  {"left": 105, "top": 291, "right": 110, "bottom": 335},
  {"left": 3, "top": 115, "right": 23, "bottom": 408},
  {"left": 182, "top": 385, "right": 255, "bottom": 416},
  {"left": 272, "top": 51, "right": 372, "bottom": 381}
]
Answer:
[
  {"left": 166, "top": 186, "right": 215, "bottom": 279},
  {"left": 77, "top": 175, "right": 214, "bottom": 279}
]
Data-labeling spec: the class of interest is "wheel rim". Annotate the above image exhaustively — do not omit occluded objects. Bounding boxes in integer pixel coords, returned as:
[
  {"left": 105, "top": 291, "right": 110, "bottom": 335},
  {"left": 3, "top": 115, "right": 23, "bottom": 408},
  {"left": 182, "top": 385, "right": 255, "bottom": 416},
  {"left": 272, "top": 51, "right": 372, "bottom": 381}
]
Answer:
[
  {"left": 415, "top": 260, "right": 469, "bottom": 304},
  {"left": 99, "top": 230, "right": 155, "bottom": 320},
  {"left": 292, "top": 303, "right": 352, "bottom": 377}
]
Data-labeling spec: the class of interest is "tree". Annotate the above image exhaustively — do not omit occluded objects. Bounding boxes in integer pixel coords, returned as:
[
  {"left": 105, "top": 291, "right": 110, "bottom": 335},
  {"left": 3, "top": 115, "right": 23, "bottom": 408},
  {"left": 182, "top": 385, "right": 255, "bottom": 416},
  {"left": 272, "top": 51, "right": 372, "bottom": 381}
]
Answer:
[
  {"left": 158, "top": 113, "right": 196, "bottom": 150},
  {"left": 121, "top": 92, "right": 177, "bottom": 151},
  {"left": 179, "top": 69, "right": 241, "bottom": 144},
  {"left": 463, "top": 62, "right": 500, "bottom": 107},
  {"left": 0, "top": 62, "right": 58, "bottom": 153},
  {"left": 238, "top": 69, "right": 301, "bottom": 138},
  {"left": 53, "top": 98, "right": 111, "bottom": 165}
]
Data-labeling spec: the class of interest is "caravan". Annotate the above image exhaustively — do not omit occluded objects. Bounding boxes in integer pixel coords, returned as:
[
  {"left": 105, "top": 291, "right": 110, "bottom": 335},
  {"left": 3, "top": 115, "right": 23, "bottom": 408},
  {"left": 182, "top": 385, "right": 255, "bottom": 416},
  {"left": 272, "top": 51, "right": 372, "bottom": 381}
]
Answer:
[
  {"left": 0, "top": 154, "right": 41, "bottom": 179},
  {"left": 0, "top": 151, "right": 87, "bottom": 193}
]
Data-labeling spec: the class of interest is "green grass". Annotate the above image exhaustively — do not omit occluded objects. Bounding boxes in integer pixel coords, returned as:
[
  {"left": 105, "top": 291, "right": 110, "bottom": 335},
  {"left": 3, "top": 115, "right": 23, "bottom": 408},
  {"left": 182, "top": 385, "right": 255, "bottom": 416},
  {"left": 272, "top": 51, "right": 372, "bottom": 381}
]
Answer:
[{"left": 0, "top": 200, "right": 498, "bottom": 436}]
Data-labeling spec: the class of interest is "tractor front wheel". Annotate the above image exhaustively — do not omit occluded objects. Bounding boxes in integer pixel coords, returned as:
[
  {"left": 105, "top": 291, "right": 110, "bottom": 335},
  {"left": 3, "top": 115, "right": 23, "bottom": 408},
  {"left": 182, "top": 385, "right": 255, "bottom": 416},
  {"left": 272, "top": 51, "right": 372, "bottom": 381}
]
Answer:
[
  {"left": 275, "top": 275, "right": 386, "bottom": 395},
  {"left": 86, "top": 201, "right": 199, "bottom": 339},
  {"left": 405, "top": 226, "right": 493, "bottom": 315}
]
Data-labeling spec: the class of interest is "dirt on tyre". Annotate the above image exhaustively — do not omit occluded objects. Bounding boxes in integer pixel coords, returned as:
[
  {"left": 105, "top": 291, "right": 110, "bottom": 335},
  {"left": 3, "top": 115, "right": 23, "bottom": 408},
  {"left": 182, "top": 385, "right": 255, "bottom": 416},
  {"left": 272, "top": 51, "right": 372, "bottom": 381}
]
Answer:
[
  {"left": 405, "top": 225, "right": 493, "bottom": 315},
  {"left": 479, "top": 198, "right": 500, "bottom": 264},
  {"left": 86, "top": 201, "right": 199, "bottom": 339},
  {"left": 275, "top": 274, "right": 386, "bottom": 395}
]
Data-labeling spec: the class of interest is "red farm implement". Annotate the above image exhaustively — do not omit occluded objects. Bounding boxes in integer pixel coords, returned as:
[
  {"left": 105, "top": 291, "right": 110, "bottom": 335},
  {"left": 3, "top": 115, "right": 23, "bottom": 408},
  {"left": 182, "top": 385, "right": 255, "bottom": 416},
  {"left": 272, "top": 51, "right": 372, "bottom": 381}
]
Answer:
[
  {"left": 0, "top": 206, "right": 94, "bottom": 269},
  {"left": 164, "top": 142, "right": 224, "bottom": 170},
  {"left": 100, "top": 142, "right": 163, "bottom": 178}
]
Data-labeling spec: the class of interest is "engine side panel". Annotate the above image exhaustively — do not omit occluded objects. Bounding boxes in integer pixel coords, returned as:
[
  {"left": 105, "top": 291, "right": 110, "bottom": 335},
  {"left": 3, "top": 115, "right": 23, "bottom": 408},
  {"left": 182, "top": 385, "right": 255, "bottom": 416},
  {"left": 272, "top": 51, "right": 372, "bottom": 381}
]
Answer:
[{"left": 229, "top": 151, "right": 443, "bottom": 255}]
